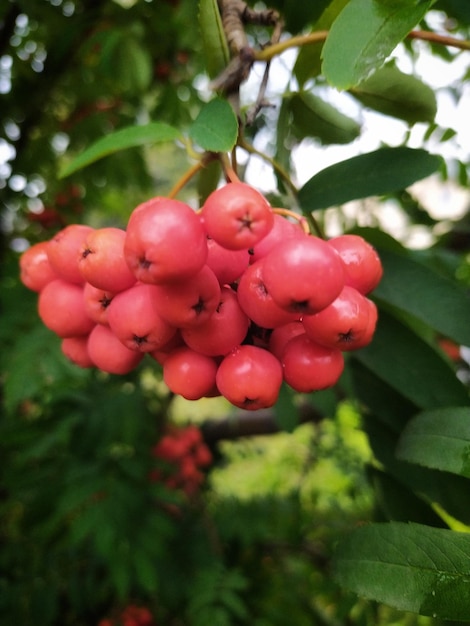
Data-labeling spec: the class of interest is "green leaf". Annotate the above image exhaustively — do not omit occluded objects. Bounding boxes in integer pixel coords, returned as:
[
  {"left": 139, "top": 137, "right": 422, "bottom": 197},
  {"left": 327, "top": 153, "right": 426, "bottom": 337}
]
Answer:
[
  {"left": 374, "top": 248, "right": 470, "bottom": 346},
  {"left": 58, "top": 122, "right": 181, "bottom": 178},
  {"left": 288, "top": 91, "right": 361, "bottom": 145},
  {"left": 189, "top": 98, "right": 238, "bottom": 152},
  {"left": 368, "top": 467, "right": 446, "bottom": 526},
  {"left": 199, "top": 0, "right": 230, "bottom": 79},
  {"left": 353, "top": 310, "right": 469, "bottom": 410},
  {"left": 322, "top": 0, "right": 434, "bottom": 89},
  {"left": 294, "top": 0, "right": 350, "bottom": 86},
  {"left": 364, "top": 413, "right": 470, "bottom": 526},
  {"left": 350, "top": 63, "right": 437, "bottom": 124},
  {"left": 298, "top": 147, "right": 442, "bottom": 212},
  {"left": 332, "top": 522, "right": 470, "bottom": 620},
  {"left": 397, "top": 407, "right": 470, "bottom": 478},
  {"left": 266, "top": 0, "right": 332, "bottom": 34}
]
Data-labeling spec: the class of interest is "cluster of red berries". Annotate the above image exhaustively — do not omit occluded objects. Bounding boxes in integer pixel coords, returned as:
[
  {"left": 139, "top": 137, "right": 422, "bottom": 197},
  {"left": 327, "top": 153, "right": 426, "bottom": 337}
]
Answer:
[
  {"left": 150, "top": 425, "right": 212, "bottom": 496},
  {"left": 19, "top": 181, "right": 382, "bottom": 410},
  {"left": 98, "top": 604, "right": 154, "bottom": 626}
]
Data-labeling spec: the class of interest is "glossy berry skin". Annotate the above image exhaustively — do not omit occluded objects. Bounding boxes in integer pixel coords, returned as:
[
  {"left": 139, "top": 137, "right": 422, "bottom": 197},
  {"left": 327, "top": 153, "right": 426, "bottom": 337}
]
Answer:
[
  {"left": 249, "top": 213, "right": 304, "bottom": 263},
  {"left": 262, "top": 236, "right": 345, "bottom": 315},
  {"left": 201, "top": 182, "right": 274, "bottom": 250},
  {"left": 124, "top": 197, "right": 208, "bottom": 284},
  {"left": 353, "top": 298, "right": 378, "bottom": 349},
  {"left": 151, "top": 265, "right": 221, "bottom": 328},
  {"left": 205, "top": 234, "right": 250, "bottom": 285},
  {"left": 181, "top": 286, "right": 249, "bottom": 356},
  {"left": 149, "top": 331, "right": 185, "bottom": 365},
  {"left": 38, "top": 279, "right": 95, "bottom": 338},
  {"left": 83, "top": 282, "right": 114, "bottom": 325},
  {"left": 61, "top": 335, "right": 94, "bottom": 368},
  {"left": 19, "top": 241, "right": 59, "bottom": 292},
  {"left": 281, "top": 334, "right": 344, "bottom": 393},
  {"left": 163, "top": 346, "right": 218, "bottom": 400},
  {"left": 107, "top": 283, "right": 176, "bottom": 352},
  {"left": 79, "top": 227, "right": 136, "bottom": 293},
  {"left": 268, "top": 321, "right": 305, "bottom": 360},
  {"left": 302, "top": 286, "right": 373, "bottom": 351},
  {"left": 328, "top": 234, "right": 383, "bottom": 295},
  {"left": 87, "top": 323, "right": 144, "bottom": 374},
  {"left": 237, "top": 259, "right": 301, "bottom": 329},
  {"left": 47, "top": 224, "right": 94, "bottom": 284},
  {"left": 216, "top": 345, "right": 283, "bottom": 410}
]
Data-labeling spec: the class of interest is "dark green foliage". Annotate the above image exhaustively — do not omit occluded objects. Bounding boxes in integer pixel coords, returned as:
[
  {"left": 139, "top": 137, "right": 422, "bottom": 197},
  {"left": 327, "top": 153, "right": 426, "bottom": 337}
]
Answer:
[{"left": 2, "top": 0, "right": 470, "bottom": 624}]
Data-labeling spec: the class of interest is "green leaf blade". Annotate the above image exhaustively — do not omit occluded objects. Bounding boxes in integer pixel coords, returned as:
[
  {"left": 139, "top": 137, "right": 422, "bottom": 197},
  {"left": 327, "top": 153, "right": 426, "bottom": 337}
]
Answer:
[
  {"left": 189, "top": 98, "right": 238, "bottom": 152},
  {"left": 289, "top": 91, "right": 361, "bottom": 145},
  {"left": 59, "top": 122, "right": 181, "bottom": 178},
  {"left": 353, "top": 310, "right": 470, "bottom": 410},
  {"left": 298, "top": 147, "right": 443, "bottom": 212},
  {"left": 199, "top": 0, "right": 230, "bottom": 79},
  {"left": 373, "top": 248, "right": 470, "bottom": 346},
  {"left": 332, "top": 522, "right": 470, "bottom": 620},
  {"left": 397, "top": 407, "right": 470, "bottom": 477},
  {"left": 350, "top": 63, "right": 437, "bottom": 124},
  {"left": 322, "top": 0, "right": 434, "bottom": 89}
]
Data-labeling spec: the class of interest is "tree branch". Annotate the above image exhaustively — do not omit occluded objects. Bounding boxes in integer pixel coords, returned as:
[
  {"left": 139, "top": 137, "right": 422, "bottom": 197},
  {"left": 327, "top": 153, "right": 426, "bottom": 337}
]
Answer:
[{"left": 200, "top": 401, "right": 325, "bottom": 445}]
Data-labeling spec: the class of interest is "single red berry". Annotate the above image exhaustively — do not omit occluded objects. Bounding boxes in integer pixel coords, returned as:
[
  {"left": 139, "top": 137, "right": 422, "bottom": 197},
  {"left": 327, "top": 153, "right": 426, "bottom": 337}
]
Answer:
[
  {"left": 19, "top": 241, "right": 59, "bottom": 292},
  {"left": 79, "top": 227, "right": 136, "bottom": 293},
  {"left": 216, "top": 345, "right": 283, "bottom": 410},
  {"left": 151, "top": 265, "right": 221, "bottom": 328},
  {"left": 87, "top": 324, "right": 144, "bottom": 374},
  {"left": 201, "top": 182, "right": 274, "bottom": 250},
  {"left": 38, "top": 279, "right": 95, "bottom": 338},
  {"left": 302, "top": 285, "right": 373, "bottom": 351},
  {"left": 107, "top": 283, "right": 176, "bottom": 352},
  {"left": 205, "top": 233, "right": 250, "bottom": 285},
  {"left": 237, "top": 258, "right": 301, "bottom": 329},
  {"left": 163, "top": 346, "right": 218, "bottom": 400},
  {"left": 61, "top": 335, "right": 94, "bottom": 368},
  {"left": 83, "top": 282, "right": 115, "bottom": 325},
  {"left": 124, "top": 196, "right": 208, "bottom": 283},
  {"left": 181, "top": 286, "right": 249, "bottom": 356},
  {"left": 352, "top": 298, "right": 378, "bottom": 349},
  {"left": 47, "top": 224, "right": 94, "bottom": 284},
  {"left": 281, "top": 334, "right": 344, "bottom": 393},
  {"left": 328, "top": 234, "right": 383, "bottom": 294},
  {"left": 262, "top": 236, "right": 345, "bottom": 315}
]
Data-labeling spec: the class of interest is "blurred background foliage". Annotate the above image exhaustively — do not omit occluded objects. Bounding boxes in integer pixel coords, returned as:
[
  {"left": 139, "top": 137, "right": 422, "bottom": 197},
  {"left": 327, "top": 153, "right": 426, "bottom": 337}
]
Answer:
[{"left": 1, "top": 0, "right": 470, "bottom": 625}]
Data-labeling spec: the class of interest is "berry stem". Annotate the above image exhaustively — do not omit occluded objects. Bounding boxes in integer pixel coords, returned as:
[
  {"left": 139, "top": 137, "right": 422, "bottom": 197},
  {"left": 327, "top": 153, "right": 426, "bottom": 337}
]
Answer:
[
  {"left": 238, "top": 136, "right": 298, "bottom": 196},
  {"left": 218, "top": 151, "right": 241, "bottom": 183},
  {"left": 254, "top": 29, "right": 470, "bottom": 64},
  {"left": 272, "top": 207, "right": 310, "bottom": 234},
  {"left": 167, "top": 157, "right": 211, "bottom": 199}
]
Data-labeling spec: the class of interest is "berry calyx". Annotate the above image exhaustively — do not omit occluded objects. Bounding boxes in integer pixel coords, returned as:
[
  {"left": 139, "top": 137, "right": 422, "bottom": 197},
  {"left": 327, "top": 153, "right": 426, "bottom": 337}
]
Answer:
[
  {"left": 79, "top": 227, "right": 136, "bottom": 293},
  {"left": 216, "top": 345, "right": 283, "bottom": 410},
  {"left": 328, "top": 234, "right": 383, "bottom": 295},
  {"left": 107, "top": 283, "right": 176, "bottom": 352},
  {"left": 262, "top": 235, "right": 345, "bottom": 315},
  {"left": 124, "top": 196, "right": 208, "bottom": 283},
  {"left": 47, "top": 224, "right": 94, "bottom": 284},
  {"left": 302, "top": 285, "right": 373, "bottom": 351},
  {"left": 201, "top": 182, "right": 274, "bottom": 250}
]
